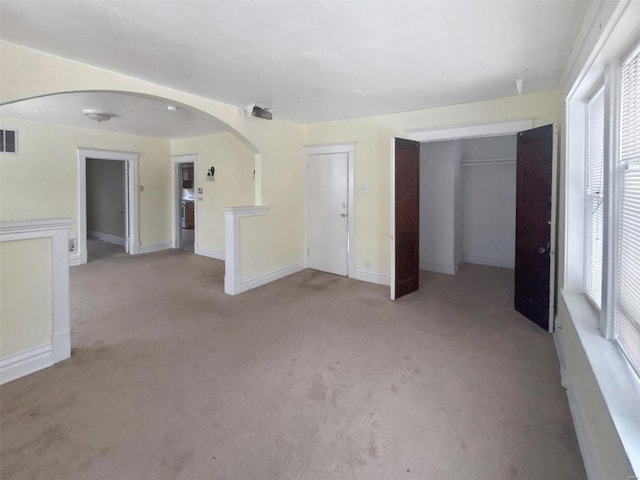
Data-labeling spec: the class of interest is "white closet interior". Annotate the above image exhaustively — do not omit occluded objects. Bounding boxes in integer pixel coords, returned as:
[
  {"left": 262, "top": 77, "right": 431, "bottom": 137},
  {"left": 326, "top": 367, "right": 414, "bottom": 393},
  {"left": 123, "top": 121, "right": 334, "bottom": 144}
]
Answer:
[{"left": 419, "top": 134, "right": 517, "bottom": 275}]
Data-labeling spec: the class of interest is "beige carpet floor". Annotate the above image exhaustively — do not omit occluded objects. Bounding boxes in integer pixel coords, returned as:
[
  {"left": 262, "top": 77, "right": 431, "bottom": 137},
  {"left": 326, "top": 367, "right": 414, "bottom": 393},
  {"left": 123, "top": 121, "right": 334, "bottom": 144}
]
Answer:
[{"left": 1, "top": 248, "right": 586, "bottom": 480}]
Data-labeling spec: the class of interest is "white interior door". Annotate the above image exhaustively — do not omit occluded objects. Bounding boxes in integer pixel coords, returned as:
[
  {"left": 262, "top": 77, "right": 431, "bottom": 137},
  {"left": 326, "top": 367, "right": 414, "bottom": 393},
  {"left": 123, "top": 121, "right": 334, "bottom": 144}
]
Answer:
[{"left": 308, "top": 153, "right": 348, "bottom": 276}]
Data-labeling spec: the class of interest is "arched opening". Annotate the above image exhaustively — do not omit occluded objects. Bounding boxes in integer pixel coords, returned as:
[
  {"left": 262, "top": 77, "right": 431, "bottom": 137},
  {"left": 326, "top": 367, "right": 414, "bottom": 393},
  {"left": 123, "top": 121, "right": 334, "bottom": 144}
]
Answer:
[{"left": 0, "top": 90, "right": 261, "bottom": 265}]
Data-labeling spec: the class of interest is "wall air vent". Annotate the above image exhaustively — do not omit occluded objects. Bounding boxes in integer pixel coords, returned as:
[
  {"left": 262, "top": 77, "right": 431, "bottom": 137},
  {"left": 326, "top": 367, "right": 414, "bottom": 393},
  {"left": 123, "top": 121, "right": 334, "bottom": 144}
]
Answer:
[{"left": 0, "top": 129, "right": 18, "bottom": 154}]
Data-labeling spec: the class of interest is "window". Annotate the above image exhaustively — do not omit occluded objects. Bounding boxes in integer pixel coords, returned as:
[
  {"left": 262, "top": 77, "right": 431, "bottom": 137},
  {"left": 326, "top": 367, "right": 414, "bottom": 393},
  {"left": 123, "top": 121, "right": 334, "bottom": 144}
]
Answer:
[
  {"left": 616, "top": 47, "right": 640, "bottom": 376},
  {"left": 584, "top": 87, "right": 604, "bottom": 309},
  {"left": 0, "top": 129, "right": 18, "bottom": 153}
]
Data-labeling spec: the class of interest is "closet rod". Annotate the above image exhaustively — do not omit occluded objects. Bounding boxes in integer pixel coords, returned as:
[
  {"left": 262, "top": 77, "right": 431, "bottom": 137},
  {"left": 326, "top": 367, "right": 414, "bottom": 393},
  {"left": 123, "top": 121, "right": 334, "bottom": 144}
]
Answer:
[{"left": 461, "top": 157, "right": 516, "bottom": 167}]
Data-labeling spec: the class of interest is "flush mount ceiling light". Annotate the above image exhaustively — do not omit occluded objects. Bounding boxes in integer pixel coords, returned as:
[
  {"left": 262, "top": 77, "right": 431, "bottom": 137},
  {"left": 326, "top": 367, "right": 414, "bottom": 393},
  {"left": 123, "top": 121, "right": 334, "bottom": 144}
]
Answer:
[{"left": 82, "top": 109, "right": 114, "bottom": 123}]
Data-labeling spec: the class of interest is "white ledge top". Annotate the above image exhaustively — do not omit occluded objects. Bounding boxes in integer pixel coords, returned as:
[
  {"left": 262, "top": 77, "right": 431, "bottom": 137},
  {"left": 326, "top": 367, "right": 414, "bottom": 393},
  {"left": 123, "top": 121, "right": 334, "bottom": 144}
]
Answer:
[
  {"left": 222, "top": 206, "right": 270, "bottom": 217},
  {"left": 1, "top": 218, "right": 74, "bottom": 234},
  {"left": 562, "top": 290, "right": 640, "bottom": 476}
]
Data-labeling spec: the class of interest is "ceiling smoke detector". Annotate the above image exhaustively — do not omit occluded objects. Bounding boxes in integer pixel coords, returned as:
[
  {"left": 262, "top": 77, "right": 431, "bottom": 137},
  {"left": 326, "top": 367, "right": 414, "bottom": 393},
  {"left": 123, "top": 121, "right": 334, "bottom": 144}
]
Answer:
[{"left": 82, "top": 109, "right": 114, "bottom": 123}]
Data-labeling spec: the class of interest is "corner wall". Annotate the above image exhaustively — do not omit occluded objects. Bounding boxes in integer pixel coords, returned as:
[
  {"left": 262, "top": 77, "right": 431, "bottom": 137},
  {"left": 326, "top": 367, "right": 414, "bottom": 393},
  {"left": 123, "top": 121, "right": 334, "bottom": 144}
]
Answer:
[
  {"left": 0, "top": 117, "right": 171, "bottom": 249},
  {"left": 304, "top": 89, "right": 563, "bottom": 279},
  {"left": 418, "top": 139, "right": 462, "bottom": 274},
  {"left": 171, "top": 132, "right": 255, "bottom": 257}
]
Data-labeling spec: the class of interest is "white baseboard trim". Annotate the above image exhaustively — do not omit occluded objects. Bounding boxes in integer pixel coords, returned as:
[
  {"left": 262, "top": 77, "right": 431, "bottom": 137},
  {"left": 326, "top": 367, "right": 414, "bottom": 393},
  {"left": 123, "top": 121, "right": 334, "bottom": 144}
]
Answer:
[
  {"left": 464, "top": 254, "right": 514, "bottom": 269},
  {"left": 419, "top": 261, "right": 456, "bottom": 275},
  {"left": 238, "top": 261, "right": 305, "bottom": 294},
  {"left": 69, "top": 252, "right": 82, "bottom": 266},
  {"left": 88, "top": 230, "right": 125, "bottom": 247},
  {"left": 352, "top": 269, "right": 390, "bottom": 286},
  {"left": 553, "top": 334, "right": 604, "bottom": 480},
  {"left": 0, "top": 343, "right": 53, "bottom": 385},
  {"left": 139, "top": 242, "right": 171, "bottom": 254},
  {"left": 195, "top": 245, "right": 225, "bottom": 260}
]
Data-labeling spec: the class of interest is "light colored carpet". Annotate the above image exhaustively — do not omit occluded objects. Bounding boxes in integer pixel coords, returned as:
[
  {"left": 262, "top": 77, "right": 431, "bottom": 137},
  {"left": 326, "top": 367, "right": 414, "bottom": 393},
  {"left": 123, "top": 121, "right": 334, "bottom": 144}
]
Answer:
[
  {"left": 0, "top": 249, "right": 586, "bottom": 480},
  {"left": 87, "top": 237, "right": 124, "bottom": 263}
]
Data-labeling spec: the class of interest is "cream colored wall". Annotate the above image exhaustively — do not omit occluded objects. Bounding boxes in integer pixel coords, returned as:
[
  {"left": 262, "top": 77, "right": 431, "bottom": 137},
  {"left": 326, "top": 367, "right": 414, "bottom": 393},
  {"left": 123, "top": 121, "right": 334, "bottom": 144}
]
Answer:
[
  {"left": 0, "top": 238, "right": 52, "bottom": 357},
  {"left": 1, "top": 41, "right": 305, "bottom": 278},
  {"left": 304, "top": 89, "right": 563, "bottom": 277},
  {"left": 171, "top": 132, "right": 255, "bottom": 253},
  {"left": 0, "top": 117, "right": 171, "bottom": 247}
]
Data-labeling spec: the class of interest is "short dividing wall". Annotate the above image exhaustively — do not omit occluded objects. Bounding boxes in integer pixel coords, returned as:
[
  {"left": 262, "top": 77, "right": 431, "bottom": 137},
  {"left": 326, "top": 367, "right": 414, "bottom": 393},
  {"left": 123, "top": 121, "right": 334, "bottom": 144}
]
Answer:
[{"left": 0, "top": 218, "right": 72, "bottom": 384}]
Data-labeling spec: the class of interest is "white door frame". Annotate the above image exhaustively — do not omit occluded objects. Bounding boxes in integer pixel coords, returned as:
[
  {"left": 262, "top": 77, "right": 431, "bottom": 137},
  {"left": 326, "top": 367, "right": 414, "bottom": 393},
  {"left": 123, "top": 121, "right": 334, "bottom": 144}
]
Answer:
[
  {"left": 77, "top": 148, "right": 139, "bottom": 265},
  {"left": 393, "top": 122, "right": 534, "bottom": 295},
  {"left": 303, "top": 144, "right": 355, "bottom": 277},
  {"left": 390, "top": 138, "right": 398, "bottom": 300},
  {"left": 171, "top": 154, "right": 198, "bottom": 249}
]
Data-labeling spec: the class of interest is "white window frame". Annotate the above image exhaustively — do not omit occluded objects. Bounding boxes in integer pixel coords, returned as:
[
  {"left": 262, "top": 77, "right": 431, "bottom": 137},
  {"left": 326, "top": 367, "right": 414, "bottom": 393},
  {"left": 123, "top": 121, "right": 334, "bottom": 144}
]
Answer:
[
  {"left": 613, "top": 42, "right": 640, "bottom": 375},
  {"left": 583, "top": 85, "right": 605, "bottom": 312},
  {"left": 563, "top": 2, "right": 640, "bottom": 474}
]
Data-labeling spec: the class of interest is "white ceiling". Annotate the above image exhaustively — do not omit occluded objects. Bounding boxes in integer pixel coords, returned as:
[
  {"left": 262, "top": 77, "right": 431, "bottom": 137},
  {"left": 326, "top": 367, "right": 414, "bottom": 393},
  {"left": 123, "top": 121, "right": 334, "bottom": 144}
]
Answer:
[
  {"left": 0, "top": 1, "right": 591, "bottom": 125},
  {"left": 0, "top": 92, "right": 227, "bottom": 138}
]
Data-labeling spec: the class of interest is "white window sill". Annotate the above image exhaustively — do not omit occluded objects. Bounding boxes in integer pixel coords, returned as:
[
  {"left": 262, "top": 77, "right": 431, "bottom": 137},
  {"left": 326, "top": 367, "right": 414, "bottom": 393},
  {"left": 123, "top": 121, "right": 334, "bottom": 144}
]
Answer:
[{"left": 562, "top": 290, "right": 640, "bottom": 476}]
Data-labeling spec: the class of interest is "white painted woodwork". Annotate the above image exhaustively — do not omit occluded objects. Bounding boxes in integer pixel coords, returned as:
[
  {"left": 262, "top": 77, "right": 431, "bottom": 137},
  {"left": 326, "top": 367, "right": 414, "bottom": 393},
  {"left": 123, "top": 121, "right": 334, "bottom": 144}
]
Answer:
[
  {"left": 77, "top": 148, "right": 139, "bottom": 265},
  {"left": 307, "top": 153, "right": 348, "bottom": 276},
  {"left": 223, "top": 205, "right": 269, "bottom": 295},
  {"left": 0, "top": 218, "right": 72, "bottom": 384}
]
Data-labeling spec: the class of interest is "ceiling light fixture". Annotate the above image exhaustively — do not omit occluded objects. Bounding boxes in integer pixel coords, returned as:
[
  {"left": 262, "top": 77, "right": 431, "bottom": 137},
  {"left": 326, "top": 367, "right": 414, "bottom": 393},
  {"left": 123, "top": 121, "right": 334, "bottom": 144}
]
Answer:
[
  {"left": 167, "top": 105, "right": 177, "bottom": 111},
  {"left": 82, "top": 109, "right": 114, "bottom": 123}
]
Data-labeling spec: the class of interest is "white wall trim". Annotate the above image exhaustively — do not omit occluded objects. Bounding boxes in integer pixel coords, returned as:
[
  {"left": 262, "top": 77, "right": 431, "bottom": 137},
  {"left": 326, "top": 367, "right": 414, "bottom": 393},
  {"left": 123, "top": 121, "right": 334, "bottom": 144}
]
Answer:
[
  {"left": 195, "top": 245, "right": 225, "bottom": 260},
  {"left": 139, "top": 242, "right": 171, "bottom": 254},
  {"left": 0, "top": 218, "right": 72, "bottom": 384},
  {"left": 69, "top": 252, "right": 82, "bottom": 267},
  {"left": 419, "top": 261, "right": 457, "bottom": 275},
  {"left": 223, "top": 205, "right": 270, "bottom": 295},
  {"left": 0, "top": 343, "right": 53, "bottom": 385},
  {"left": 390, "top": 138, "right": 397, "bottom": 299},
  {"left": 240, "top": 261, "right": 305, "bottom": 293},
  {"left": 303, "top": 143, "right": 356, "bottom": 279},
  {"left": 0, "top": 218, "right": 73, "bottom": 233},
  {"left": 304, "top": 143, "right": 356, "bottom": 155},
  {"left": 464, "top": 254, "right": 515, "bottom": 269},
  {"left": 88, "top": 230, "right": 125, "bottom": 247},
  {"left": 171, "top": 154, "right": 198, "bottom": 250},
  {"left": 353, "top": 269, "right": 390, "bottom": 286},
  {"left": 407, "top": 120, "right": 534, "bottom": 142},
  {"left": 77, "top": 148, "right": 139, "bottom": 265}
]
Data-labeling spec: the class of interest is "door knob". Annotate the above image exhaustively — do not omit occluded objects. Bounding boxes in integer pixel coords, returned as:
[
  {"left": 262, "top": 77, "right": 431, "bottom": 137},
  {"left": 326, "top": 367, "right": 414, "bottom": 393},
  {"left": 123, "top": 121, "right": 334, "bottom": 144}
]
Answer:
[{"left": 340, "top": 213, "right": 347, "bottom": 218}]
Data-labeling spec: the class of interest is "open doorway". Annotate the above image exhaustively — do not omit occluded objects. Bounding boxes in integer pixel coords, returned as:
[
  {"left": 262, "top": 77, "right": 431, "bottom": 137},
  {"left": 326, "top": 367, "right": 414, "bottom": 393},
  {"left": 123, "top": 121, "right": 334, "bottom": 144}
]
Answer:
[
  {"left": 77, "top": 148, "right": 139, "bottom": 265},
  {"left": 418, "top": 134, "right": 517, "bottom": 274},
  {"left": 172, "top": 154, "right": 197, "bottom": 251},
  {"left": 86, "top": 158, "right": 127, "bottom": 262},
  {"left": 392, "top": 122, "right": 557, "bottom": 331}
]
